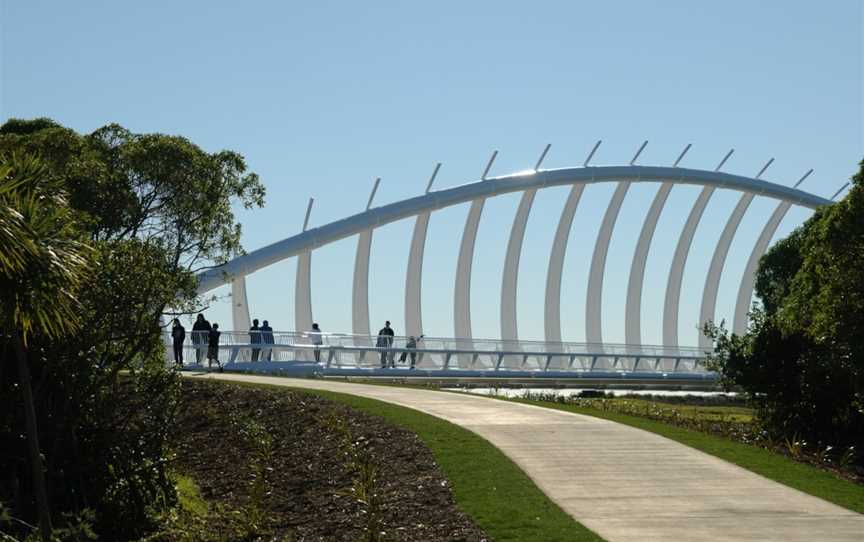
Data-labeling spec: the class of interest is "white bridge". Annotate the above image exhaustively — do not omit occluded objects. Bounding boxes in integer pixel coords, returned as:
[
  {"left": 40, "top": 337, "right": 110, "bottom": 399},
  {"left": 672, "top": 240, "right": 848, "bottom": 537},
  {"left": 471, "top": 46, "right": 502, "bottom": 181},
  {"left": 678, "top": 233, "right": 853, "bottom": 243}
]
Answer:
[{"left": 193, "top": 142, "right": 845, "bottom": 380}]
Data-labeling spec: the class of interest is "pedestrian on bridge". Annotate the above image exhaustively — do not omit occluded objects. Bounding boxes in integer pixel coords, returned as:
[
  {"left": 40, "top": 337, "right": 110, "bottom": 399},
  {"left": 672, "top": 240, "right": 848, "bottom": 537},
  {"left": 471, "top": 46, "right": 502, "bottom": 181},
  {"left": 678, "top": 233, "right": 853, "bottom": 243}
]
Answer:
[
  {"left": 399, "top": 334, "right": 423, "bottom": 369},
  {"left": 207, "top": 323, "right": 222, "bottom": 372},
  {"left": 171, "top": 318, "right": 186, "bottom": 366},
  {"left": 310, "top": 323, "right": 323, "bottom": 363},
  {"left": 250, "top": 318, "right": 262, "bottom": 361},
  {"left": 261, "top": 320, "right": 274, "bottom": 361},
  {"left": 377, "top": 321, "right": 395, "bottom": 368},
  {"left": 192, "top": 313, "right": 211, "bottom": 364}
]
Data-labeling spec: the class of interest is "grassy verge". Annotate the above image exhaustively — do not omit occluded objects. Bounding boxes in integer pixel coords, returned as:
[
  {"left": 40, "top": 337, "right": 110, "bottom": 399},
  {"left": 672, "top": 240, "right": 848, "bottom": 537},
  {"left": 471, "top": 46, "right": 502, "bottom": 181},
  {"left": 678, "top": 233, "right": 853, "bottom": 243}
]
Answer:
[
  {"left": 173, "top": 474, "right": 207, "bottom": 517},
  {"left": 596, "top": 398, "right": 754, "bottom": 422},
  {"left": 227, "top": 381, "right": 604, "bottom": 542},
  {"left": 501, "top": 396, "right": 864, "bottom": 514}
]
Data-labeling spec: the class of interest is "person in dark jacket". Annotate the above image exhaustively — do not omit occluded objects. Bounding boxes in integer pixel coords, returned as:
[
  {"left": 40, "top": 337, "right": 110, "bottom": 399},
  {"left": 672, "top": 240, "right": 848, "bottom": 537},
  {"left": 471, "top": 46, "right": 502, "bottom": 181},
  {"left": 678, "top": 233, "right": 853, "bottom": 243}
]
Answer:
[
  {"left": 250, "top": 318, "right": 261, "bottom": 361},
  {"left": 261, "top": 320, "right": 274, "bottom": 361},
  {"left": 207, "top": 323, "right": 222, "bottom": 371},
  {"left": 171, "top": 318, "right": 186, "bottom": 366},
  {"left": 191, "top": 314, "right": 211, "bottom": 364},
  {"left": 376, "top": 321, "right": 395, "bottom": 368},
  {"left": 399, "top": 335, "right": 423, "bottom": 369}
]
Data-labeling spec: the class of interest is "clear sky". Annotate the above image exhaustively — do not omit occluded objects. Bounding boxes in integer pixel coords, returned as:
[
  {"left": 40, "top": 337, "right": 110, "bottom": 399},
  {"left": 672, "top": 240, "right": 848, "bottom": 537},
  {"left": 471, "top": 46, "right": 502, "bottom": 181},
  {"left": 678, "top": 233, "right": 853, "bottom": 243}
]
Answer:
[{"left": 2, "top": 1, "right": 862, "bottom": 346}]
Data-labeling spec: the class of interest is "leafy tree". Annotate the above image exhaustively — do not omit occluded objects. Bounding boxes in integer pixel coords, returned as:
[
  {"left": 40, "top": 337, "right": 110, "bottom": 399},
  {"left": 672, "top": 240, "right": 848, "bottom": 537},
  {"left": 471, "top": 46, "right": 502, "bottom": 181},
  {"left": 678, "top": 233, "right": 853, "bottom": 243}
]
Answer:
[
  {"left": 0, "top": 119, "right": 265, "bottom": 539},
  {"left": 706, "top": 160, "right": 864, "bottom": 458},
  {"left": 0, "top": 153, "right": 91, "bottom": 541}
]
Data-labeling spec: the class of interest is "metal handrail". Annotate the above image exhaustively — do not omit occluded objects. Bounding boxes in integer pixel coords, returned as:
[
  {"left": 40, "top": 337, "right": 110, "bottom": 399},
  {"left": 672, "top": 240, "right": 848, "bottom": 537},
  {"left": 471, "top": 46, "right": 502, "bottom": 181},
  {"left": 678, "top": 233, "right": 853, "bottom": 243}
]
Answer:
[
  {"left": 178, "top": 330, "right": 709, "bottom": 357},
  {"left": 166, "top": 329, "right": 713, "bottom": 375}
]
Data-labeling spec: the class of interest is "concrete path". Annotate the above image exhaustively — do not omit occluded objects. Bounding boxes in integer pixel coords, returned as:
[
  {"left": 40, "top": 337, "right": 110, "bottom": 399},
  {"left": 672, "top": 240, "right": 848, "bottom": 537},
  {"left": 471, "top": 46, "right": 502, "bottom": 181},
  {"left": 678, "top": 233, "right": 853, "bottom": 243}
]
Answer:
[{"left": 186, "top": 372, "right": 864, "bottom": 541}]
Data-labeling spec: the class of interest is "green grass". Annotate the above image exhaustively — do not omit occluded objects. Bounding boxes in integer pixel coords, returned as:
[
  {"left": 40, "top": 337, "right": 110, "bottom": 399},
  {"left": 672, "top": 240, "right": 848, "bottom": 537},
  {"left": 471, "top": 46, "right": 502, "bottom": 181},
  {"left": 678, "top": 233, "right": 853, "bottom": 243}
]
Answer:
[
  {"left": 601, "top": 398, "right": 754, "bottom": 422},
  {"left": 173, "top": 473, "right": 207, "bottom": 516},
  {"left": 225, "top": 381, "right": 604, "bottom": 542},
  {"left": 503, "top": 396, "right": 864, "bottom": 514}
]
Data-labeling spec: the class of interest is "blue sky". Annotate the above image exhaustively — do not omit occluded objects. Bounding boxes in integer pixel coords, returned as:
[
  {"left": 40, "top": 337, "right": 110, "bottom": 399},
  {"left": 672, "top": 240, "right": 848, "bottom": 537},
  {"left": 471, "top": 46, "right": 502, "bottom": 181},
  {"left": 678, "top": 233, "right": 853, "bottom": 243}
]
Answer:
[{"left": 2, "top": 1, "right": 861, "bottom": 345}]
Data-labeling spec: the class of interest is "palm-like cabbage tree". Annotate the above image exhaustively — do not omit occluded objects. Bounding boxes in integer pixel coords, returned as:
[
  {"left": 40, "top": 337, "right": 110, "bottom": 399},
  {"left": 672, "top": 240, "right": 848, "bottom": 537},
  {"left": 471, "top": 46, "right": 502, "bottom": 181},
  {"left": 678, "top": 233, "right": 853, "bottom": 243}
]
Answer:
[{"left": 0, "top": 153, "right": 90, "bottom": 541}]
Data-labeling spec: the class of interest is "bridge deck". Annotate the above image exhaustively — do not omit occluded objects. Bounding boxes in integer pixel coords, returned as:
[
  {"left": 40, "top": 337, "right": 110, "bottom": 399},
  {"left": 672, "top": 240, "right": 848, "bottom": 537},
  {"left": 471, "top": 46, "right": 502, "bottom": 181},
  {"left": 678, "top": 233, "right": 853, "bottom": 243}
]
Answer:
[
  {"left": 184, "top": 373, "right": 864, "bottom": 541},
  {"left": 169, "top": 331, "right": 714, "bottom": 380}
]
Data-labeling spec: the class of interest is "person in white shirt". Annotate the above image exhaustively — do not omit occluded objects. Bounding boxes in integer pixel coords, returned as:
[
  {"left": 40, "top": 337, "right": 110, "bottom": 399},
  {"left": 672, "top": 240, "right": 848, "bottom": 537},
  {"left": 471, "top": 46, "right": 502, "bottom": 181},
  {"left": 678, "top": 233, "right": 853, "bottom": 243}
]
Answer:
[{"left": 309, "top": 323, "right": 323, "bottom": 363}]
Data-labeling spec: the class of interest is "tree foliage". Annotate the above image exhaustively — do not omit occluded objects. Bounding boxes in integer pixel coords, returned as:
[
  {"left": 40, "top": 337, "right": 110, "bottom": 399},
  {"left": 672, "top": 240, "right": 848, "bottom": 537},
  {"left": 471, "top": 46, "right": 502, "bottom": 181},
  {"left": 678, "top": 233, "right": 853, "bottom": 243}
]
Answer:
[
  {"left": 706, "top": 160, "right": 864, "bottom": 458},
  {"left": 0, "top": 153, "right": 90, "bottom": 342},
  {"left": 0, "top": 119, "right": 265, "bottom": 539}
]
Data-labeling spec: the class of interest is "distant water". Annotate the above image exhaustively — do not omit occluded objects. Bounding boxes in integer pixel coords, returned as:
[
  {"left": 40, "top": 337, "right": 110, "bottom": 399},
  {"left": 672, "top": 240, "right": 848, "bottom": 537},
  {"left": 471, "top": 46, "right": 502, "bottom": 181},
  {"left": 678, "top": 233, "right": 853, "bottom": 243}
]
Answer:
[{"left": 452, "top": 388, "right": 736, "bottom": 399}]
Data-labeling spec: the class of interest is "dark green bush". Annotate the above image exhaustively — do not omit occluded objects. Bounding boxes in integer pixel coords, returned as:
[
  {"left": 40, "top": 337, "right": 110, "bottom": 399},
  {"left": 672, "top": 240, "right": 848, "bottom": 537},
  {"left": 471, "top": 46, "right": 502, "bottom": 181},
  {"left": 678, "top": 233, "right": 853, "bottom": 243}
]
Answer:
[{"left": 705, "top": 159, "right": 864, "bottom": 462}]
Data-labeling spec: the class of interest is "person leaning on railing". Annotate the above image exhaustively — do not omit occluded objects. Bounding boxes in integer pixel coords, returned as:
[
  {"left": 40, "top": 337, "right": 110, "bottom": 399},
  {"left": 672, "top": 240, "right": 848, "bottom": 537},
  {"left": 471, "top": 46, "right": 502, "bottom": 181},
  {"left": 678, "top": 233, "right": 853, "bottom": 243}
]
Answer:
[{"left": 399, "top": 334, "right": 423, "bottom": 369}]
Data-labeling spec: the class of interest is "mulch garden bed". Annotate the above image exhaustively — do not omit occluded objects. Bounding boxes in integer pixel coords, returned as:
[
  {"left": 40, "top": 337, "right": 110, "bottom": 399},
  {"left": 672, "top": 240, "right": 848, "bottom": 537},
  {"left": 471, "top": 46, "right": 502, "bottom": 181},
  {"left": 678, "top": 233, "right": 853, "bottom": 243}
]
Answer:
[{"left": 168, "top": 380, "right": 488, "bottom": 541}]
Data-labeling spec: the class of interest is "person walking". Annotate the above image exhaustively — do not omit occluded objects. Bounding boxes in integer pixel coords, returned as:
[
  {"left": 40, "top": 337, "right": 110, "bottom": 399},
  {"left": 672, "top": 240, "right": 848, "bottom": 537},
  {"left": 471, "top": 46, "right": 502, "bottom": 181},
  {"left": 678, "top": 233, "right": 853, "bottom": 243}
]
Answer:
[
  {"left": 191, "top": 314, "right": 211, "bottom": 364},
  {"left": 249, "top": 318, "right": 262, "bottom": 361},
  {"left": 309, "top": 323, "right": 323, "bottom": 363},
  {"left": 207, "top": 323, "right": 222, "bottom": 371},
  {"left": 261, "top": 320, "right": 274, "bottom": 361},
  {"left": 399, "top": 334, "right": 423, "bottom": 369},
  {"left": 171, "top": 318, "right": 186, "bottom": 366},
  {"left": 376, "top": 321, "right": 395, "bottom": 368}
]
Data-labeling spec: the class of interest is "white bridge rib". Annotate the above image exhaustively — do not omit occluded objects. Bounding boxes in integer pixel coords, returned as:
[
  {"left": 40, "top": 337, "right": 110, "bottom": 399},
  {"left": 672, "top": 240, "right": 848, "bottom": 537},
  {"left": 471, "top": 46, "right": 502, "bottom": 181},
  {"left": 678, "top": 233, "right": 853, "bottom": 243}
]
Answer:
[
  {"left": 295, "top": 250, "right": 313, "bottom": 336},
  {"left": 663, "top": 186, "right": 715, "bottom": 347},
  {"left": 733, "top": 201, "right": 791, "bottom": 334},
  {"left": 405, "top": 212, "right": 430, "bottom": 338},
  {"left": 626, "top": 182, "right": 673, "bottom": 346},
  {"left": 699, "top": 192, "right": 755, "bottom": 348},
  {"left": 231, "top": 274, "right": 252, "bottom": 333},
  {"left": 352, "top": 229, "right": 373, "bottom": 337},
  {"left": 544, "top": 184, "right": 585, "bottom": 343},
  {"left": 586, "top": 181, "right": 630, "bottom": 344},
  {"left": 501, "top": 189, "right": 537, "bottom": 342},
  {"left": 454, "top": 198, "right": 485, "bottom": 345}
]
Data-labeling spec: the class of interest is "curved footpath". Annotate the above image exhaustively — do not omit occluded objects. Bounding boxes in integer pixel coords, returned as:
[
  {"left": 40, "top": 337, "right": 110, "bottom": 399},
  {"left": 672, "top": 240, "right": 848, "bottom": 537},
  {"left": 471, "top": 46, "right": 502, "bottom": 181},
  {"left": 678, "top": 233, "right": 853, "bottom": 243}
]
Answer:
[{"left": 186, "top": 373, "right": 864, "bottom": 541}]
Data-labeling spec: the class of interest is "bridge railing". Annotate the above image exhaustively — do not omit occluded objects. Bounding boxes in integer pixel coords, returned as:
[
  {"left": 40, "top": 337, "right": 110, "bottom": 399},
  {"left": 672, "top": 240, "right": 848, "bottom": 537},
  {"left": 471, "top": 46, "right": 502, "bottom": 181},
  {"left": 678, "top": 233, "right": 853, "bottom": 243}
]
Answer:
[{"left": 165, "top": 330, "right": 713, "bottom": 375}]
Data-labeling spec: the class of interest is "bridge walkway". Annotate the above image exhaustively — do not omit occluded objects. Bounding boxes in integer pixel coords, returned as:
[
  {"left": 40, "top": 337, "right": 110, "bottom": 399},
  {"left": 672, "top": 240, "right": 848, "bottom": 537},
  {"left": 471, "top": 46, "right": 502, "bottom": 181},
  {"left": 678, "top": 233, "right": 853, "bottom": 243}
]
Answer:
[{"left": 184, "top": 372, "right": 863, "bottom": 541}]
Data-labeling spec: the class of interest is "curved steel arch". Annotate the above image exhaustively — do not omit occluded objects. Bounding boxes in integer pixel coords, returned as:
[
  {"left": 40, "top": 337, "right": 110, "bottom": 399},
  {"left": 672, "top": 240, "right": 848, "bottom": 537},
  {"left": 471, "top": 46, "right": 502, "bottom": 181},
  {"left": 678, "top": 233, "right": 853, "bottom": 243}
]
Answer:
[
  {"left": 295, "top": 250, "right": 313, "bottom": 334},
  {"left": 544, "top": 184, "right": 585, "bottom": 343},
  {"left": 198, "top": 164, "right": 830, "bottom": 351},
  {"left": 699, "top": 192, "right": 754, "bottom": 349},
  {"left": 626, "top": 182, "right": 673, "bottom": 346},
  {"left": 405, "top": 212, "right": 430, "bottom": 338},
  {"left": 352, "top": 229, "right": 373, "bottom": 336},
  {"left": 455, "top": 198, "right": 485, "bottom": 341},
  {"left": 732, "top": 200, "right": 791, "bottom": 334},
  {"left": 663, "top": 186, "right": 715, "bottom": 347},
  {"left": 501, "top": 189, "right": 538, "bottom": 342},
  {"left": 587, "top": 181, "right": 631, "bottom": 344},
  {"left": 198, "top": 165, "right": 828, "bottom": 294}
]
